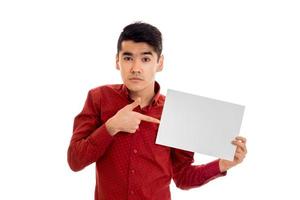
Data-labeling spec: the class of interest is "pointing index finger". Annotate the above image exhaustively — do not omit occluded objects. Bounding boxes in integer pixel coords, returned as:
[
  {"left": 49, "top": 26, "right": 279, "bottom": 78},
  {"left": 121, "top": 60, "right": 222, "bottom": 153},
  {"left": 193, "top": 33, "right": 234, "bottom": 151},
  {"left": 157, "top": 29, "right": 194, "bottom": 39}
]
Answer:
[{"left": 136, "top": 113, "right": 160, "bottom": 124}]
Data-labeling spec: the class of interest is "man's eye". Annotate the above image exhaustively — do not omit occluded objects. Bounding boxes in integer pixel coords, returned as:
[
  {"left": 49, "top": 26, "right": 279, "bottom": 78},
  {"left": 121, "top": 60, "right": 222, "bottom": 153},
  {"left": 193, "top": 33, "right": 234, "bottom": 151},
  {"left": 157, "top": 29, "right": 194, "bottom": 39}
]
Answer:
[
  {"left": 123, "top": 57, "right": 132, "bottom": 61},
  {"left": 142, "top": 57, "right": 151, "bottom": 62}
]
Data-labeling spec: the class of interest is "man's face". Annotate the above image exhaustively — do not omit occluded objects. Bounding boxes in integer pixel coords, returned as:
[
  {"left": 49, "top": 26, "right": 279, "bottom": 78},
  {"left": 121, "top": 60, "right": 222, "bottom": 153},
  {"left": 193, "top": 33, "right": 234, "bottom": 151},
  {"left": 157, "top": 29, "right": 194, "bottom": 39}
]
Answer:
[{"left": 116, "top": 40, "right": 163, "bottom": 92}]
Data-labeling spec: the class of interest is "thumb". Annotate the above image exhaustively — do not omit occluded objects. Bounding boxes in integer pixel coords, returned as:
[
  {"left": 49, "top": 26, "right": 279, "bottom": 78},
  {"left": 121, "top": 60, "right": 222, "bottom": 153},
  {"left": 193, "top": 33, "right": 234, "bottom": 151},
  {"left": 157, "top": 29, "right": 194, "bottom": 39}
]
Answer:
[{"left": 127, "top": 97, "right": 141, "bottom": 110}]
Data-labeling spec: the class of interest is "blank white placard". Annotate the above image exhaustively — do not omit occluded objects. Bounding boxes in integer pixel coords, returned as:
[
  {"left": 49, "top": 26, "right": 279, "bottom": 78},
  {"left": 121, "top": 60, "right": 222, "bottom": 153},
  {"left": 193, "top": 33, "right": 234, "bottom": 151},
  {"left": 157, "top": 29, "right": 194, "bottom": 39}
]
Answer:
[{"left": 156, "top": 89, "right": 245, "bottom": 161}]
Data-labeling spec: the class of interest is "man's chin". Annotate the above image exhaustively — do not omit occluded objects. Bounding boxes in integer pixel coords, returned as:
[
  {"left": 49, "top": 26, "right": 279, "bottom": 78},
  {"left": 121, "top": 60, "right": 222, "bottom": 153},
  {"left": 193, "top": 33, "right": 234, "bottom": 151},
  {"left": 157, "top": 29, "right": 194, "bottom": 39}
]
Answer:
[
  {"left": 125, "top": 82, "right": 145, "bottom": 92},
  {"left": 127, "top": 85, "right": 144, "bottom": 92}
]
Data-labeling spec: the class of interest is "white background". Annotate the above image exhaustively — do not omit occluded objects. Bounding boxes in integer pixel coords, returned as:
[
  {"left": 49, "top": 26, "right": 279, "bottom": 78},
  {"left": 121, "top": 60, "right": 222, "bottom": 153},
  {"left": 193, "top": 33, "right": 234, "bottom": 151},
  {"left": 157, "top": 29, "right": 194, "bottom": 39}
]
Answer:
[{"left": 1, "top": 0, "right": 299, "bottom": 199}]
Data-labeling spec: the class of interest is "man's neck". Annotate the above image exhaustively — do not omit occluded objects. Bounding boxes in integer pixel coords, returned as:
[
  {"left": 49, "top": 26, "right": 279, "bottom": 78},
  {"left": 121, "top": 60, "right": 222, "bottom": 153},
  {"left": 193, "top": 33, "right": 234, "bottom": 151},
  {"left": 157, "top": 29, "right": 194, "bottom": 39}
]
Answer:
[{"left": 129, "top": 83, "right": 155, "bottom": 108}]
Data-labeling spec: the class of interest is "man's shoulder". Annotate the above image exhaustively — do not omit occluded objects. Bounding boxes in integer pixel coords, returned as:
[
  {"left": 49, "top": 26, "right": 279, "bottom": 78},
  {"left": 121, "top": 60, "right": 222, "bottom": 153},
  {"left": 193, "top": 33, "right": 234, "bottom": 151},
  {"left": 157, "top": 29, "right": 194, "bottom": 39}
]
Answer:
[
  {"left": 90, "top": 84, "right": 123, "bottom": 93},
  {"left": 158, "top": 94, "right": 166, "bottom": 101},
  {"left": 88, "top": 83, "right": 123, "bottom": 96},
  {"left": 160, "top": 93, "right": 166, "bottom": 99},
  {"left": 156, "top": 93, "right": 166, "bottom": 107}
]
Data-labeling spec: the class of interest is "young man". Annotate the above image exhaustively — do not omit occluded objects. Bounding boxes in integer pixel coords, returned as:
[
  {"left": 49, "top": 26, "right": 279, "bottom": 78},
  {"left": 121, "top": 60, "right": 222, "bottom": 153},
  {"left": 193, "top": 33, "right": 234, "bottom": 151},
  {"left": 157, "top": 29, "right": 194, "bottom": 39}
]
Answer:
[{"left": 67, "top": 22, "right": 247, "bottom": 200}]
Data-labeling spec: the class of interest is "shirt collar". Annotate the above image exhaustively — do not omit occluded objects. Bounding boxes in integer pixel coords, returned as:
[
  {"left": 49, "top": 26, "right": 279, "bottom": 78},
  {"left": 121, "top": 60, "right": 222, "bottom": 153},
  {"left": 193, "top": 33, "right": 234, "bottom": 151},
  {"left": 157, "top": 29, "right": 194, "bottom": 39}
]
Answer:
[{"left": 121, "top": 81, "right": 161, "bottom": 106}]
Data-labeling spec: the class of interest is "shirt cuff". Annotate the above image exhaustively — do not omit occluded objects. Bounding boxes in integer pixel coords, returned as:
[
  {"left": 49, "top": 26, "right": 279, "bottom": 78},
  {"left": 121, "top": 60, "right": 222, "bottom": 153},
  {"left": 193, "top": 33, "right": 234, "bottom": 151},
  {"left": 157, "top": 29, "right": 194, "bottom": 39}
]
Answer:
[
  {"left": 204, "top": 159, "right": 227, "bottom": 180},
  {"left": 89, "top": 124, "right": 114, "bottom": 148}
]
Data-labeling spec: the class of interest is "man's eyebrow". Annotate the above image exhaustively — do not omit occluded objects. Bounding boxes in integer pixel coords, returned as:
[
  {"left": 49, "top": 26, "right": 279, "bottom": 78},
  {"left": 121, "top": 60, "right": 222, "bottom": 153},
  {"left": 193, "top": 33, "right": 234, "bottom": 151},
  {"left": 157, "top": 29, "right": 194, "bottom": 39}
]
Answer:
[
  {"left": 121, "top": 51, "right": 154, "bottom": 56},
  {"left": 141, "top": 51, "right": 153, "bottom": 56},
  {"left": 122, "top": 52, "right": 133, "bottom": 56}
]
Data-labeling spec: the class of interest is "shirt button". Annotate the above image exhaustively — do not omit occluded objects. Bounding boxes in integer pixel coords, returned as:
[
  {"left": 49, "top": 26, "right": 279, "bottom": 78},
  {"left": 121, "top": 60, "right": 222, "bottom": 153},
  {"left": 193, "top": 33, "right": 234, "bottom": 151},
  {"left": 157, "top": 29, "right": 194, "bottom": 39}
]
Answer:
[
  {"left": 131, "top": 169, "right": 135, "bottom": 174},
  {"left": 130, "top": 190, "right": 134, "bottom": 195},
  {"left": 133, "top": 149, "right": 138, "bottom": 154}
]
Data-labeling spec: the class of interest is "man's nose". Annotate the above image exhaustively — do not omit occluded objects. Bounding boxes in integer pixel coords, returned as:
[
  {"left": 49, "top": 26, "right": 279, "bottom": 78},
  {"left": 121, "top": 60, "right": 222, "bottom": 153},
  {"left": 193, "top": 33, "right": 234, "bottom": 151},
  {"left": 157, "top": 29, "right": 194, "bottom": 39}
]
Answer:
[{"left": 130, "top": 60, "right": 142, "bottom": 73}]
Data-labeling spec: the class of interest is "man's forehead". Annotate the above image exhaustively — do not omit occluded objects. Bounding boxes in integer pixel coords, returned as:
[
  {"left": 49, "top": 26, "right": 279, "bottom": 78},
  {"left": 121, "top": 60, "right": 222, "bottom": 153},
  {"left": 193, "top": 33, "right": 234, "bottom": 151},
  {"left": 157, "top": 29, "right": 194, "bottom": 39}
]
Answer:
[{"left": 120, "top": 41, "right": 155, "bottom": 55}]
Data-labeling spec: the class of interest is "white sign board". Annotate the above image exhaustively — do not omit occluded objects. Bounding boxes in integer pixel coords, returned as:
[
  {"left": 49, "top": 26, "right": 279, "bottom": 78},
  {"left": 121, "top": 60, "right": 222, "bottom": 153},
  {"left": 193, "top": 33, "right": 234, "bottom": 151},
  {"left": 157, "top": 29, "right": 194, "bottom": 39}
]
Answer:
[{"left": 156, "top": 89, "right": 245, "bottom": 161}]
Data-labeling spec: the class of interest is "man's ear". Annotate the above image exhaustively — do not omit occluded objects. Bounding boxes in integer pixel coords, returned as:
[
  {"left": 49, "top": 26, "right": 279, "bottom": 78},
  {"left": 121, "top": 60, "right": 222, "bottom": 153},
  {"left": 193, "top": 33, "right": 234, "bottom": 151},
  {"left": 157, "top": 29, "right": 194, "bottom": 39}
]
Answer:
[
  {"left": 116, "top": 54, "right": 120, "bottom": 70},
  {"left": 156, "top": 54, "right": 164, "bottom": 72}
]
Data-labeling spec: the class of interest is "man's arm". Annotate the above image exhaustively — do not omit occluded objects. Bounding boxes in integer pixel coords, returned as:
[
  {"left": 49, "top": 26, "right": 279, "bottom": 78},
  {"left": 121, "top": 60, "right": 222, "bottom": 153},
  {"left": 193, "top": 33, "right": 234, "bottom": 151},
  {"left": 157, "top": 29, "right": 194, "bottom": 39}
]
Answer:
[
  {"left": 67, "top": 94, "right": 160, "bottom": 171},
  {"left": 171, "top": 149, "right": 226, "bottom": 190},
  {"left": 67, "top": 90, "right": 114, "bottom": 172},
  {"left": 172, "top": 136, "right": 247, "bottom": 189}
]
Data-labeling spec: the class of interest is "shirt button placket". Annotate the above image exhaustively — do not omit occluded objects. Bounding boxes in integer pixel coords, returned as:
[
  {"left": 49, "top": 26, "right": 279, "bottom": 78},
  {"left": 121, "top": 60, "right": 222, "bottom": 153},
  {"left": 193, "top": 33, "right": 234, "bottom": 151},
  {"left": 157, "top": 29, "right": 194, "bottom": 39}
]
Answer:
[
  {"left": 131, "top": 149, "right": 136, "bottom": 175},
  {"left": 128, "top": 148, "right": 138, "bottom": 199}
]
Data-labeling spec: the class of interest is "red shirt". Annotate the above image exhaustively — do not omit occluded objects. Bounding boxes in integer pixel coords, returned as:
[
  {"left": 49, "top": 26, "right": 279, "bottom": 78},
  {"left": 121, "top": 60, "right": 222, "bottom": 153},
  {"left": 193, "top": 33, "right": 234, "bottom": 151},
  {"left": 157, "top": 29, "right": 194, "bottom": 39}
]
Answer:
[{"left": 68, "top": 82, "right": 225, "bottom": 200}]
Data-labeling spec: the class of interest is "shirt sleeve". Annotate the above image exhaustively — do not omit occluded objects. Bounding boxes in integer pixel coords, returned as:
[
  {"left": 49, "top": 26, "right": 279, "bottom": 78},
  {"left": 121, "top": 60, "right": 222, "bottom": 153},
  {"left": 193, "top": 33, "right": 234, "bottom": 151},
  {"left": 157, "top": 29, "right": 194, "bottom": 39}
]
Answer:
[
  {"left": 67, "top": 89, "right": 114, "bottom": 172},
  {"left": 171, "top": 148, "right": 227, "bottom": 190}
]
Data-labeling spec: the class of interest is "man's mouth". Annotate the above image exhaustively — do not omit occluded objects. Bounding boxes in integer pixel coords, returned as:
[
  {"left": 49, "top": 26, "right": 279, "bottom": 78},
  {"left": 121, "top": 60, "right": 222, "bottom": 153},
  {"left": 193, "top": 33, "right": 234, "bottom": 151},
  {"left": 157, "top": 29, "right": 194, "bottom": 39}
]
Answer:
[{"left": 129, "top": 77, "right": 144, "bottom": 81}]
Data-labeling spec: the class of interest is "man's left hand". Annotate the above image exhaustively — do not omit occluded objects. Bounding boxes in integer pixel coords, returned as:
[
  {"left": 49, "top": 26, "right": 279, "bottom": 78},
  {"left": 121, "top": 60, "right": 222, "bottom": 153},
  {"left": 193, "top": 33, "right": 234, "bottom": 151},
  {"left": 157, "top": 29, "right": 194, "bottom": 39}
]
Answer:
[{"left": 219, "top": 136, "right": 247, "bottom": 172}]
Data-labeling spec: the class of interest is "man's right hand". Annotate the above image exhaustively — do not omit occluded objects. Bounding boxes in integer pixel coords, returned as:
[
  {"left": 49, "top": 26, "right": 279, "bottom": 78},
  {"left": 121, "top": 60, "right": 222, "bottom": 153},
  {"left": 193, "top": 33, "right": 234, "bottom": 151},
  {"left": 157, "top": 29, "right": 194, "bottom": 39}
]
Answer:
[{"left": 105, "top": 98, "right": 160, "bottom": 136}]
